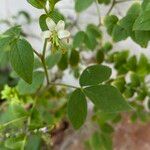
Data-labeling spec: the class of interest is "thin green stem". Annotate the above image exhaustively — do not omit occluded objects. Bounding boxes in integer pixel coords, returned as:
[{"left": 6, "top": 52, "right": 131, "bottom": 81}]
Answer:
[
  {"left": 95, "top": 0, "right": 101, "bottom": 26},
  {"left": 49, "top": 82, "right": 80, "bottom": 89},
  {"left": 43, "top": 39, "right": 48, "bottom": 58},
  {"left": 2, "top": 116, "right": 27, "bottom": 127},
  {"left": 41, "top": 39, "right": 50, "bottom": 85},
  {"left": 33, "top": 49, "right": 42, "bottom": 59}
]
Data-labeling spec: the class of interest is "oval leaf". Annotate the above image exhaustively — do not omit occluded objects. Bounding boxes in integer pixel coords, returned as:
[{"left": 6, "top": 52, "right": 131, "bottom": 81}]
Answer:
[
  {"left": 84, "top": 85, "right": 132, "bottom": 112},
  {"left": 17, "top": 71, "right": 44, "bottom": 95},
  {"left": 68, "top": 89, "right": 87, "bottom": 129},
  {"left": 10, "top": 39, "right": 34, "bottom": 84},
  {"left": 79, "top": 65, "right": 111, "bottom": 87}
]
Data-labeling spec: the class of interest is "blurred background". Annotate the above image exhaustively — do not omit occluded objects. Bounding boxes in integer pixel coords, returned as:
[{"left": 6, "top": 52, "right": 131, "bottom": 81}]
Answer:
[{"left": 1, "top": 0, "right": 150, "bottom": 150}]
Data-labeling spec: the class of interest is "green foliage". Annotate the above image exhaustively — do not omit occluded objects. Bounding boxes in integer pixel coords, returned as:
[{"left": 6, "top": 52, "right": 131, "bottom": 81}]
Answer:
[
  {"left": 75, "top": 0, "right": 94, "bottom": 12},
  {"left": 17, "top": 71, "right": 44, "bottom": 95},
  {"left": 73, "top": 31, "right": 86, "bottom": 48},
  {"left": 84, "top": 85, "right": 131, "bottom": 112},
  {"left": 79, "top": 65, "right": 111, "bottom": 86},
  {"left": 27, "top": 0, "right": 47, "bottom": 9},
  {"left": 10, "top": 39, "right": 34, "bottom": 84},
  {"left": 68, "top": 89, "right": 87, "bottom": 129},
  {"left": 1, "top": 0, "right": 150, "bottom": 149},
  {"left": 46, "top": 51, "right": 62, "bottom": 69}
]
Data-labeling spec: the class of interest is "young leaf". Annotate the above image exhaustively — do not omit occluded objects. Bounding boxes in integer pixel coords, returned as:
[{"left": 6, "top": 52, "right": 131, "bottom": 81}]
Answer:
[
  {"left": 10, "top": 39, "right": 34, "bottom": 84},
  {"left": 73, "top": 31, "right": 86, "bottom": 48},
  {"left": 79, "top": 65, "right": 111, "bottom": 87},
  {"left": 75, "top": 0, "right": 94, "bottom": 12},
  {"left": 84, "top": 85, "right": 132, "bottom": 112},
  {"left": 39, "top": 14, "right": 48, "bottom": 31},
  {"left": 68, "top": 89, "right": 87, "bottom": 129},
  {"left": 17, "top": 71, "right": 44, "bottom": 95},
  {"left": 27, "top": 0, "right": 46, "bottom": 9}
]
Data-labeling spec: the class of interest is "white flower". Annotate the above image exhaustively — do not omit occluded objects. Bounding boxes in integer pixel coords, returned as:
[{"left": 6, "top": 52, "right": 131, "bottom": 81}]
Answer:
[{"left": 43, "top": 17, "right": 70, "bottom": 41}]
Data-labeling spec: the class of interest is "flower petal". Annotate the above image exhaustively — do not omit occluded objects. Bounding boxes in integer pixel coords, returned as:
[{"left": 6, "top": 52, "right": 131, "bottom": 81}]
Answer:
[
  {"left": 46, "top": 18, "right": 56, "bottom": 31},
  {"left": 45, "top": 0, "right": 50, "bottom": 12},
  {"left": 42, "top": 31, "right": 52, "bottom": 39},
  {"left": 55, "top": 20, "right": 65, "bottom": 32},
  {"left": 58, "top": 30, "right": 70, "bottom": 39}
]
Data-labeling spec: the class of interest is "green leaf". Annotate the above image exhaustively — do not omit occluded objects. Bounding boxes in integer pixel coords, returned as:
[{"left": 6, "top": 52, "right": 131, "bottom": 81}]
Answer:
[
  {"left": 127, "top": 2, "right": 141, "bottom": 16},
  {"left": 86, "top": 132, "right": 113, "bottom": 150},
  {"left": 134, "top": 30, "right": 150, "bottom": 47},
  {"left": 69, "top": 49, "right": 80, "bottom": 67},
  {"left": 86, "top": 24, "right": 102, "bottom": 38},
  {"left": 5, "top": 136, "right": 25, "bottom": 149},
  {"left": 79, "top": 65, "right": 111, "bottom": 87},
  {"left": 142, "top": 0, "right": 150, "bottom": 11},
  {"left": 49, "top": 9, "right": 64, "bottom": 23},
  {"left": 68, "top": 89, "right": 87, "bottom": 129},
  {"left": 10, "top": 39, "right": 34, "bottom": 84},
  {"left": 133, "top": 10, "right": 150, "bottom": 31},
  {"left": 112, "top": 25, "right": 128, "bottom": 42},
  {"left": 0, "top": 26, "right": 21, "bottom": 50},
  {"left": 102, "top": 42, "right": 113, "bottom": 53},
  {"left": 96, "top": 50, "right": 104, "bottom": 64},
  {"left": 137, "top": 54, "right": 149, "bottom": 75},
  {"left": 57, "top": 53, "right": 68, "bottom": 70},
  {"left": 10, "top": 104, "right": 29, "bottom": 118},
  {"left": 84, "top": 24, "right": 101, "bottom": 50},
  {"left": 46, "top": 51, "right": 62, "bottom": 69},
  {"left": 98, "top": 0, "right": 111, "bottom": 5},
  {"left": 73, "top": 31, "right": 86, "bottom": 48},
  {"left": 27, "top": 0, "right": 46, "bottom": 9},
  {"left": 17, "top": 71, "right": 44, "bottom": 95},
  {"left": 25, "top": 135, "right": 41, "bottom": 150},
  {"left": 4, "top": 25, "right": 21, "bottom": 37},
  {"left": 75, "top": 0, "right": 94, "bottom": 12},
  {"left": 0, "top": 50, "right": 9, "bottom": 68},
  {"left": 126, "top": 55, "right": 137, "bottom": 71},
  {"left": 84, "top": 85, "right": 132, "bottom": 112},
  {"left": 104, "top": 15, "right": 118, "bottom": 35},
  {"left": 112, "top": 76, "right": 126, "bottom": 93},
  {"left": 39, "top": 14, "right": 48, "bottom": 31}
]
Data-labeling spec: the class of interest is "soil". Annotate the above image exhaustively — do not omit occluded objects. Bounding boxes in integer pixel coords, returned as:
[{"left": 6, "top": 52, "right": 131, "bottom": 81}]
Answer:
[{"left": 53, "top": 115, "right": 150, "bottom": 150}]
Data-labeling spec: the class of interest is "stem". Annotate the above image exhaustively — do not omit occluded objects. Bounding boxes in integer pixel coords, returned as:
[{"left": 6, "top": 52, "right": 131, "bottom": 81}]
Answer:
[
  {"left": 42, "top": 39, "right": 48, "bottom": 58},
  {"left": 2, "top": 116, "right": 27, "bottom": 127},
  {"left": 41, "top": 39, "right": 50, "bottom": 85},
  {"left": 95, "top": 0, "right": 101, "bottom": 26},
  {"left": 106, "top": 0, "right": 133, "bottom": 15},
  {"left": 33, "top": 49, "right": 42, "bottom": 58},
  {"left": 116, "top": 0, "right": 133, "bottom": 3},
  {"left": 49, "top": 82, "right": 80, "bottom": 89},
  {"left": 107, "top": 0, "right": 116, "bottom": 15},
  {"left": 33, "top": 40, "right": 50, "bottom": 85}
]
